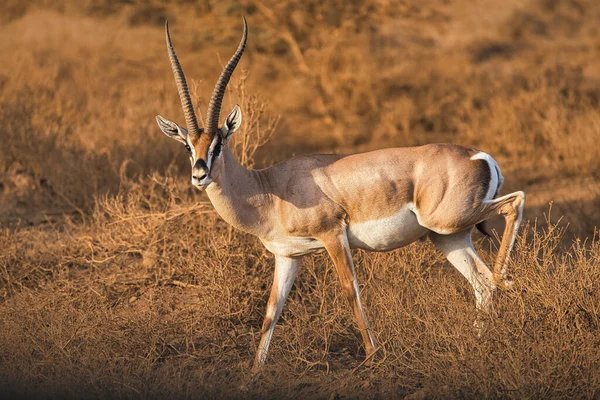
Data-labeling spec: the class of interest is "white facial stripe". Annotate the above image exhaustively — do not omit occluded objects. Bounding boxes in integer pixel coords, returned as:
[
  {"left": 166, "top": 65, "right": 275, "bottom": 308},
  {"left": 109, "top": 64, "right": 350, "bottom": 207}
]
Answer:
[{"left": 186, "top": 136, "right": 197, "bottom": 162}]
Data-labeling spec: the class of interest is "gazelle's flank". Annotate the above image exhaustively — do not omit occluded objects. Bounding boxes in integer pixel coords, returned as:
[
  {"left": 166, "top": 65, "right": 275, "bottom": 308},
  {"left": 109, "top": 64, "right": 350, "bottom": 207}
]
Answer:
[{"left": 156, "top": 19, "right": 525, "bottom": 374}]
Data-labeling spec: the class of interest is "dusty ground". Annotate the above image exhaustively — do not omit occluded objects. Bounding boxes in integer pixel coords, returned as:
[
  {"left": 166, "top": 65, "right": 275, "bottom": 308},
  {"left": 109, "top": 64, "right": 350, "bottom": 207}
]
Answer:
[{"left": 0, "top": 0, "right": 599, "bottom": 399}]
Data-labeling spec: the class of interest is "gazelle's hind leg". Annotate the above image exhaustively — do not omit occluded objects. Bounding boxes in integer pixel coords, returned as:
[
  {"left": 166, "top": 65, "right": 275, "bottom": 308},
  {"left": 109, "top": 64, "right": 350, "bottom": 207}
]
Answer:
[
  {"left": 429, "top": 230, "right": 495, "bottom": 313},
  {"left": 430, "top": 190, "right": 525, "bottom": 290},
  {"left": 489, "top": 191, "right": 525, "bottom": 288}
]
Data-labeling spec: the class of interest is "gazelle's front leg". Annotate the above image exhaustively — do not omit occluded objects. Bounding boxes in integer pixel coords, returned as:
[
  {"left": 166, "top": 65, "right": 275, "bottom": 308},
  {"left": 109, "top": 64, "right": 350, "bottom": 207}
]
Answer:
[
  {"left": 323, "top": 231, "right": 378, "bottom": 360},
  {"left": 252, "top": 255, "right": 301, "bottom": 374}
]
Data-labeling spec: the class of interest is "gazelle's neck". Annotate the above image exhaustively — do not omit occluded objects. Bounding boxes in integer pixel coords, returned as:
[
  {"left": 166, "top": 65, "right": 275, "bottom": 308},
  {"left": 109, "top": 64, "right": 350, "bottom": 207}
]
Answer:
[{"left": 205, "top": 147, "right": 272, "bottom": 237}]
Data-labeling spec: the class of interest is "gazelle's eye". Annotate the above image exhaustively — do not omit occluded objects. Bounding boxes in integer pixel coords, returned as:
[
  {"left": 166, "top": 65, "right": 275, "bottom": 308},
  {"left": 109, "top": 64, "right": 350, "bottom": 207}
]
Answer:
[{"left": 185, "top": 144, "right": 191, "bottom": 152}]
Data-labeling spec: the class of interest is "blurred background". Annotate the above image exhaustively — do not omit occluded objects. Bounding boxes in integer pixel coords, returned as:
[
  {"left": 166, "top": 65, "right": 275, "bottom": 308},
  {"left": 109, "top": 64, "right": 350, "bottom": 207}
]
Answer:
[{"left": 1, "top": 0, "right": 599, "bottom": 237}]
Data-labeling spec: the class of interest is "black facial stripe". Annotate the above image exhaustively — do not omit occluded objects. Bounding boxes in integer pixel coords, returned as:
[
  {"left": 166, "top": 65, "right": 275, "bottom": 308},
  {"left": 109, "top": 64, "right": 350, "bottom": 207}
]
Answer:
[{"left": 211, "top": 135, "right": 222, "bottom": 164}]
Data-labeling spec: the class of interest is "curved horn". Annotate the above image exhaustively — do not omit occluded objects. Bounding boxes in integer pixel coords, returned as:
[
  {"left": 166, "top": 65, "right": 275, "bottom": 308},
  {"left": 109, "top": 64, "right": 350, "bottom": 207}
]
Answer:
[
  {"left": 205, "top": 17, "right": 248, "bottom": 136},
  {"left": 165, "top": 21, "right": 200, "bottom": 137}
]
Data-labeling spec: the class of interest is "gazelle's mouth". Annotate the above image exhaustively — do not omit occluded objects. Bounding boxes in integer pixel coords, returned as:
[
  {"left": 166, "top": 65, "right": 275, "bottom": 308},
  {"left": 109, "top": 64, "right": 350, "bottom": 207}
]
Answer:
[{"left": 192, "top": 174, "right": 212, "bottom": 189}]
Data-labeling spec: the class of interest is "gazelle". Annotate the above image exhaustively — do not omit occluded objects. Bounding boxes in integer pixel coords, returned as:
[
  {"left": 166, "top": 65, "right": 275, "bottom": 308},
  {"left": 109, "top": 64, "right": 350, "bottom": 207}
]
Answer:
[{"left": 156, "top": 19, "right": 525, "bottom": 374}]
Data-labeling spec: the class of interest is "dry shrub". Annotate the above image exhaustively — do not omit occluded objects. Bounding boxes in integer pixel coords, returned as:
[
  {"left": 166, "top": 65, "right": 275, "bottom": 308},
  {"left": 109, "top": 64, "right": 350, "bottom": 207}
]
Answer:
[
  {"left": 0, "top": 12, "right": 186, "bottom": 219},
  {"left": 0, "top": 86, "right": 120, "bottom": 216},
  {"left": 1, "top": 189, "right": 599, "bottom": 398},
  {"left": 1, "top": 0, "right": 600, "bottom": 399},
  {"left": 458, "top": 66, "right": 600, "bottom": 177},
  {"left": 192, "top": 70, "right": 279, "bottom": 169},
  {"left": 1, "top": 1, "right": 598, "bottom": 230}
]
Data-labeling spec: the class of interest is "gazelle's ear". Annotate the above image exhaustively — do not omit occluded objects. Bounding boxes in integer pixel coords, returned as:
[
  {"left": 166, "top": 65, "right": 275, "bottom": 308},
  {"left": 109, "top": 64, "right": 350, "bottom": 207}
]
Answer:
[
  {"left": 221, "top": 105, "right": 242, "bottom": 143},
  {"left": 156, "top": 115, "right": 188, "bottom": 144}
]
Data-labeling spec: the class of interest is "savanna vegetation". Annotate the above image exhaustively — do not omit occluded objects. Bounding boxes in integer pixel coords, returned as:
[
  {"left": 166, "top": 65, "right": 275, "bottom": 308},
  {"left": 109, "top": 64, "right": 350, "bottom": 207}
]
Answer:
[{"left": 0, "top": 0, "right": 599, "bottom": 398}]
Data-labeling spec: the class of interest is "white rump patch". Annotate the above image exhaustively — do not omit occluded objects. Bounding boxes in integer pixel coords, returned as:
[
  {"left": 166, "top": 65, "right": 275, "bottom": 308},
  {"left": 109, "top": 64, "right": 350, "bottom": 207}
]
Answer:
[{"left": 470, "top": 152, "right": 503, "bottom": 201}]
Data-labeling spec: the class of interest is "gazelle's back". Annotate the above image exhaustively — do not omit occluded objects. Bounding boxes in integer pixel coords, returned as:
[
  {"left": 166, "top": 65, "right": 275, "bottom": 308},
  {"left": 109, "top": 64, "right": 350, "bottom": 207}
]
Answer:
[{"left": 317, "top": 144, "right": 492, "bottom": 219}]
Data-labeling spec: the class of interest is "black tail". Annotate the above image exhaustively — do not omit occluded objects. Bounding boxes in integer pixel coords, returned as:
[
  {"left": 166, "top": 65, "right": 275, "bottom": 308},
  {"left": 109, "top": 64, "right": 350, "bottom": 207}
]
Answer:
[
  {"left": 477, "top": 161, "right": 502, "bottom": 239},
  {"left": 476, "top": 221, "right": 493, "bottom": 238}
]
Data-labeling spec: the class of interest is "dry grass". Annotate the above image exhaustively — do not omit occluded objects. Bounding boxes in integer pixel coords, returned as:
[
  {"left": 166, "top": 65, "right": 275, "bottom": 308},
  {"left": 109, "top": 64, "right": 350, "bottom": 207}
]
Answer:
[
  {"left": 0, "top": 0, "right": 599, "bottom": 398},
  {"left": 1, "top": 184, "right": 599, "bottom": 399}
]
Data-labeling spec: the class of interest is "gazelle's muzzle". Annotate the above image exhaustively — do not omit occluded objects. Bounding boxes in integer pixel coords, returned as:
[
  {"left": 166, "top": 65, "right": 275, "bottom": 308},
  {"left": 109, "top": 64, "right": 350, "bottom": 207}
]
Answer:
[{"left": 191, "top": 159, "right": 211, "bottom": 187}]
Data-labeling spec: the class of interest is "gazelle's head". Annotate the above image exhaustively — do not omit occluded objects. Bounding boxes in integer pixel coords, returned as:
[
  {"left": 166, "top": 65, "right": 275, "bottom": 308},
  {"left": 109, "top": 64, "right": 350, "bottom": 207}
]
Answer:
[{"left": 156, "top": 19, "right": 247, "bottom": 189}]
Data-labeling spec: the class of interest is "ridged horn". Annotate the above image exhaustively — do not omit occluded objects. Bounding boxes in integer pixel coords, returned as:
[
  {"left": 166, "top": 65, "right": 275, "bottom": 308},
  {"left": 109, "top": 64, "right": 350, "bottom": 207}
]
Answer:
[
  {"left": 165, "top": 21, "right": 200, "bottom": 137},
  {"left": 205, "top": 17, "right": 248, "bottom": 136}
]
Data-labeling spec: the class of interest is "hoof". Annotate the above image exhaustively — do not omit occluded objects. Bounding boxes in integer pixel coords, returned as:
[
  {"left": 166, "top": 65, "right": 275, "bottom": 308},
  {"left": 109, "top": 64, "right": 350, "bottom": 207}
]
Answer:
[
  {"left": 363, "top": 354, "right": 375, "bottom": 366},
  {"left": 499, "top": 278, "right": 514, "bottom": 290},
  {"left": 495, "top": 273, "right": 514, "bottom": 290},
  {"left": 239, "top": 370, "right": 259, "bottom": 392},
  {"left": 473, "top": 318, "right": 485, "bottom": 337},
  {"left": 238, "top": 382, "right": 250, "bottom": 392},
  {"left": 251, "top": 365, "right": 260, "bottom": 375},
  {"left": 362, "top": 346, "right": 381, "bottom": 366}
]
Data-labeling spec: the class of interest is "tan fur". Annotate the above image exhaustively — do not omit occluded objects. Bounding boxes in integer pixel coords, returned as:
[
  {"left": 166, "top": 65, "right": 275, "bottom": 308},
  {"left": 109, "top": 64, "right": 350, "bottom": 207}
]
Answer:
[
  {"left": 209, "top": 144, "right": 496, "bottom": 239},
  {"left": 159, "top": 22, "right": 525, "bottom": 375},
  {"left": 189, "top": 131, "right": 214, "bottom": 161},
  {"left": 200, "top": 143, "right": 525, "bottom": 373}
]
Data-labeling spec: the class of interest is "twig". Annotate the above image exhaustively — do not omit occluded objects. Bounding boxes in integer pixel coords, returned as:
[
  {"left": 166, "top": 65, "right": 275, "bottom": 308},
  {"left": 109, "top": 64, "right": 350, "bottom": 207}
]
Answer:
[
  {"left": 350, "top": 337, "right": 391, "bottom": 375},
  {"left": 169, "top": 280, "right": 202, "bottom": 289},
  {"left": 252, "top": 2, "right": 310, "bottom": 74}
]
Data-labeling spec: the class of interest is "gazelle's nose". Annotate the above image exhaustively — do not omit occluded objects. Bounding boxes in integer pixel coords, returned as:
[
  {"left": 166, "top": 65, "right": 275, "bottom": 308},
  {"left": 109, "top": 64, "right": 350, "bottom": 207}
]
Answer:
[
  {"left": 191, "top": 159, "right": 210, "bottom": 186},
  {"left": 191, "top": 165, "right": 210, "bottom": 186},
  {"left": 192, "top": 173, "right": 207, "bottom": 181}
]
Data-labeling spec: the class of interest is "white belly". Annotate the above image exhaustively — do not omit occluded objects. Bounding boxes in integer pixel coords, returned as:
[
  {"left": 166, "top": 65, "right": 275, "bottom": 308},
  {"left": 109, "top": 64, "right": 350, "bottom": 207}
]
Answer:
[
  {"left": 347, "top": 204, "right": 428, "bottom": 251},
  {"left": 261, "top": 236, "right": 326, "bottom": 258}
]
